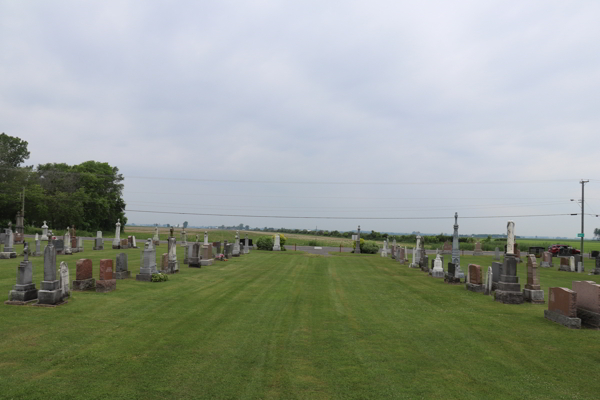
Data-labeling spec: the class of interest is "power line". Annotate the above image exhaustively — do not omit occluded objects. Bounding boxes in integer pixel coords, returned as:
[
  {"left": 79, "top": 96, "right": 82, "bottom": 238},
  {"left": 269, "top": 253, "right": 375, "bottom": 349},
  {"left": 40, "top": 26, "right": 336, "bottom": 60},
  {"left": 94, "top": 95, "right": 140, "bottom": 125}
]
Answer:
[{"left": 125, "top": 209, "right": 574, "bottom": 220}]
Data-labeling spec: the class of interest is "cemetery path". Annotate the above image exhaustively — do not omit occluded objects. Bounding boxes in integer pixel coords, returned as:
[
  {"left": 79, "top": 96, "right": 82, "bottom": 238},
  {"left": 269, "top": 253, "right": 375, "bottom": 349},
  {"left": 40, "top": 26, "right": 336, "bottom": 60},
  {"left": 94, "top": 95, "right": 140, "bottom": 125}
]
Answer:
[{"left": 284, "top": 245, "right": 351, "bottom": 256}]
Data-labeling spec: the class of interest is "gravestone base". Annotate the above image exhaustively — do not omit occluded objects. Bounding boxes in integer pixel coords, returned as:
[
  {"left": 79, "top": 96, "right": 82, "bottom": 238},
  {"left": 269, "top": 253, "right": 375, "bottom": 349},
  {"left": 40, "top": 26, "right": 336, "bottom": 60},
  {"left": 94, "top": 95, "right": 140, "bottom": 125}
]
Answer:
[
  {"left": 162, "top": 261, "right": 179, "bottom": 274},
  {"left": 544, "top": 309, "right": 581, "bottom": 329},
  {"left": 592, "top": 268, "right": 600, "bottom": 275},
  {"left": 5, "top": 298, "right": 38, "bottom": 306},
  {"left": 112, "top": 244, "right": 120, "bottom": 250},
  {"left": 494, "top": 290, "right": 524, "bottom": 304},
  {"left": 114, "top": 271, "right": 131, "bottom": 279},
  {"left": 576, "top": 308, "right": 600, "bottom": 329},
  {"left": 38, "top": 280, "right": 63, "bottom": 305},
  {"left": 432, "top": 270, "right": 445, "bottom": 278},
  {"left": 272, "top": 245, "right": 280, "bottom": 251},
  {"left": 0, "top": 252, "right": 17, "bottom": 259},
  {"left": 153, "top": 240, "right": 160, "bottom": 246},
  {"left": 409, "top": 263, "right": 419, "bottom": 269},
  {"left": 136, "top": 274, "right": 153, "bottom": 282},
  {"left": 4, "top": 246, "right": 15, "bottom": 253},
  {"left": 33, "top": 299, "right": 68, "bottom": 308},
  {"left": 71, "top": 248, "right": 79, "bottom": 254},
  {"left": 200, "top": 259, "right": 213, "bottom": 266},
  {"left": 9, "top": 283, "right": 38, "bottom": 302},
  {"left": 523, "top": 288, "right": 545, "bottom": 304},
  {"left": 420, "top": 265, "right": 430, "bottom": 273},
  {"left": 466, "top": 283, "right": 485, "bottom": 293},
  {"left": 96, "top": 279, "right": 116, "bottom": 293},
  {"left": 558, "top": 265, "right": 571, "bottom": 272},
  {"left": 473, "top": 251, "right": 484, "bottom": 256},
  {"left": 32, "top": 251, "right": 42, "bottom": 257},
  {"left": 72, "top": 278, "right": 96, "bottom": 291},
  {"left": 540, "top": 261, "right": 551, "bottom": 268},
  {"left": 445, "top": 276, "right": 462, "bottom": 284},
  {"left": 93, "top": 245, "right": 104, "bottom": 250}
]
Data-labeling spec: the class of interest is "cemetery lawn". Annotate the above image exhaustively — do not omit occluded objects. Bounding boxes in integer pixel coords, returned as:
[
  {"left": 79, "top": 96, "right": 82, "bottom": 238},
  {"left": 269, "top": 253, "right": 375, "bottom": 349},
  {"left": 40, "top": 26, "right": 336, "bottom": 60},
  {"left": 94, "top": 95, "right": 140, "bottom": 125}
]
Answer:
[{"left": 2, "top": 248, "right": 600, "bottom": 399}]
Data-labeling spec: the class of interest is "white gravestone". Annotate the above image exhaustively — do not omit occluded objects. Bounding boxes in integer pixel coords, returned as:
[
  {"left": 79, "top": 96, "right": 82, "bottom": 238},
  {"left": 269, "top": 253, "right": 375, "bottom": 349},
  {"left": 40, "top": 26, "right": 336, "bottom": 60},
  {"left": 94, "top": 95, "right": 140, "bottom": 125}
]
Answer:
[
  {"left": 484, "top": 266, "right": 493, "bottom": 295},
  {"left": 381, "top": 240, "right": 388, "bottom": 257},
  {"left": 204, "top": 231, "right": 209, "bottom": 246},
  {"left": 41, "top": 221, "right": 48, "bottom": 241},
  {"left": 569, "top": 256, "right": 575, "bottom": 272},
  {"left": 506, "top": 221, "right": 515, "bottom": 255},
  {"left": 432, "top": 255, "right": 444, "bottom": 278},
  {"left": 273, "top": 234, "right": 281, "bottom": 251},
  {"left": 64, "top": 229, "right": 72, "bottom": 254},
  {"left": 112, "top": 219, "right": 121, "bottom": 249},
  {"left": 59, "top": 261, "right": 70, "bottom": 300}
]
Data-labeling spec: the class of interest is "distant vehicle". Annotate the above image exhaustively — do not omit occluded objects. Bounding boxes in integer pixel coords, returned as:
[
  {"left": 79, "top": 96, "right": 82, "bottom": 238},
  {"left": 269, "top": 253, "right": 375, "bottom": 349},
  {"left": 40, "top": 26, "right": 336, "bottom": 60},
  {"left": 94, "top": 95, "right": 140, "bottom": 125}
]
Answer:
[{"left": 547, "top": 244, "right": 580, "bottom": 255}]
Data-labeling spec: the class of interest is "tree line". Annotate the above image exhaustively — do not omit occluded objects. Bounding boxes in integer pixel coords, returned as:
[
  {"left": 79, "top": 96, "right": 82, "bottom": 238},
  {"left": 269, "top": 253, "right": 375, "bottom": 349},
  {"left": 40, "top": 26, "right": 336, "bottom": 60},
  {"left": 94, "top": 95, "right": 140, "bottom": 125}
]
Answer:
[{"left": 0, "top": 133, "right": 126, "bottom": 233}]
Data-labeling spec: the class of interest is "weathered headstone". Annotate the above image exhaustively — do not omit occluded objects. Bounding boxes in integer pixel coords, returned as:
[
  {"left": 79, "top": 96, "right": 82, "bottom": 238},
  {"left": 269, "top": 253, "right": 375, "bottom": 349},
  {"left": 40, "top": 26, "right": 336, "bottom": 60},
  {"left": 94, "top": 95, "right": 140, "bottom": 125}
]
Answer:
[
  {"left": 115, "top": 253, "right": 130, "bottom": 279},
  {"left": 466, "top": 264, "right": 484, "bottom": 293},
  {"left": 381, "top": 240, "right": 388, "bottom": 257},
  {"left": 77, "top": 237, "right": 84, "bottom": 252},
  {"left": 540, "top": 251, "right": 552, "bottom": 268},
  {"left": 491, "top": 261, "right": 502, "bottom": 290},
  {"left": 165, "top": 238, "right": 179, "bottom": 273},
  {"left": 4, "top": 227, "right": 15, "bottom": 254},
  {"left": 452, "top": 213, "right": 460, "bottom": 267},
  {"left": 523, "top": 254, "right": 544, "bottom": 304},
  {"left": 572, "top": 281, "right": 600, "bottom": 328},
  {"left": 593, "top": 256, "right": 600, "bottom": 275},
  {"left": 397, "top": 247, "right": 406, "bottom": 264},
  {"left": 570, "top": 256, "right": 575, "bottom": 272},
  {"left": 273, "top": 234, "right": 281, "bottom": 251},
  {"left": 58, "top": 261, "right": 70, "bottom": 300},
  {"left": 72, "top": 259, "right": 95, "bottom": 291},
  {"left": 442, "top": 240, "right": 452, "bottom": 255},
  {"left": 112, "top": 219, "right": 121, "bottom": 249},
  {"left": 96, "top": 259, "right": 116, "bottom": 292},
  {"left": 63, "top": 229, "right": 73, "bottom": 255},
  {"left": 181, "top": 229, "right": 187, "bottom": 246},
  {"left": 204, "top": 231, "right": 209, "bottom": 246},
  {"left": 131, "top": 236, "right": 137, "bottom": 248},
  {"left": 201, "top": 243, "right": 214, "bottom": 266},
  {"left": 355, "top": 225, "right": 361, "bottom": 254},
  {"left": 189, "top": 243, "right": 202, "bottom": 268},
  {"left": 7, "top": 244, "right": 38, "bottom": 303},
  {"left": 41, "top": 221, "right": 49, "bottom": 241},
  {"left": 432, "top": 255, "right": 444, "bottom": 278},
  {"left": 484, "top": 266, "right": 493, "bottom": 295},
  {"left": 38, "top": 242, "right": 62, "bottom": 305},
  {"left": 233, "top": 231, "right": 241, "bottom": 256},
  {"left": 71, "top": 235, "right": 79, "bottom": 253},
  {"left": 153, "top": 225, "right": 160, "bottom": 246},
  {"left": 137, "top": 239, "right": 159, "bottom": 281},
  {"left": 473, "top": 241, "right": 483, "bottom": 256},
  {"left": 544, "top": 287, "right": 581, "bottom": 329},
  {"left": 243, "top": 234, "right": 250, "bottom": 254},
  {"left": 94, "top": 231, "right": 104, "bottom": 250},
  {"left": 410, "top": 247, "right": 418, "bottom": 268},
  {"left": 33, "top": 237, "right": 42, "bottom": 257},
  {"left": 495, "top": 220, "right": 524, "bottom": 304},
  {"left": 494, "top": 247, "right": 500, "bottom": 261}
]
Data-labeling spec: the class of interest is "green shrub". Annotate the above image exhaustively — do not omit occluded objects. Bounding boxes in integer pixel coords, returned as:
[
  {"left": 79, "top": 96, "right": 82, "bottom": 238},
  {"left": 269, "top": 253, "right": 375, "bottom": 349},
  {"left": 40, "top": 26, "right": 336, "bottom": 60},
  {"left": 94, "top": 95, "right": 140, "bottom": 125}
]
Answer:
[
  {"left": 361, "top": 242, "right": 379, "bottom": 254},
  {"left": 256, "top": 236, "right": 274, "bottom": 250},
  {"left": 151, "top": 273, "right": 169, "bottom": 282},
  {"left": 308, "top": 239, "right": 319, "bottom": 246}
]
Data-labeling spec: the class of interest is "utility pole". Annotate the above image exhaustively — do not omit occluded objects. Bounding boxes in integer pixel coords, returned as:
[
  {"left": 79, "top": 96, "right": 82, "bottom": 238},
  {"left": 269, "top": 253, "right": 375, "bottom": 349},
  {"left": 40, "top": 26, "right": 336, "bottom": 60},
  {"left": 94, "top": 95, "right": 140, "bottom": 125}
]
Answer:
[{"left": 581, "top": 179, "right": 589, "bottom": 257}]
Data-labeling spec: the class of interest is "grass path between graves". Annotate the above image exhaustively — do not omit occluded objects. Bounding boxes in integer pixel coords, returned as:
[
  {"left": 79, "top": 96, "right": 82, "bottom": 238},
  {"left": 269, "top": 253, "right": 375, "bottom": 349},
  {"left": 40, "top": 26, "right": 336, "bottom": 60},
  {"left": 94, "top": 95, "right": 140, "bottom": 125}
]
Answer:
[{"left": 1, "top": 246, "right": 600, "bottom": 399}]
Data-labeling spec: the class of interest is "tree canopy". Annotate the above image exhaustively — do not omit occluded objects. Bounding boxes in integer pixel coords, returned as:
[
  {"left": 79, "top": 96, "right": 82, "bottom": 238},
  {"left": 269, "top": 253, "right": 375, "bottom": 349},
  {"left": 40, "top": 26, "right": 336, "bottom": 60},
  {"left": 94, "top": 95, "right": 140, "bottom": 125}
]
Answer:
[{"left": 0, "top": 134, "right": 126, "bottom": 232}]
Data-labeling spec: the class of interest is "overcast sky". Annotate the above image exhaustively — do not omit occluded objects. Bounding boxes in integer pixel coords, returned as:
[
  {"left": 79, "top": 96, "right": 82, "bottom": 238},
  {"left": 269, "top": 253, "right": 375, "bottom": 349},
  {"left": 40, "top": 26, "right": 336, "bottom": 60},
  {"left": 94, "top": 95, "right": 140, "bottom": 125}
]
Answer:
[{"left": 2, "top": 1, "right": 600, "bottom": 238}]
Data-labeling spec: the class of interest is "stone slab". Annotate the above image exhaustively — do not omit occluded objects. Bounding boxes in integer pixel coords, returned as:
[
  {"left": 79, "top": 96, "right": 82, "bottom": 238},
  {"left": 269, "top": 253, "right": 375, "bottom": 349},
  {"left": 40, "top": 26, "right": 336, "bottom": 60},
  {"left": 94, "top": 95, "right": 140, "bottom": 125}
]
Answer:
[
  {"left": 72, "top": 278, "right": 96, "bottom": 291},
  {"left": 200, "top": 259, "right": 214, "bottom": 266},
  {"left": 0, "top": 252, "right": 16, "bottom": 259},
  {"left": 37, "top": 289, "right": 63, "bottom": 305},
  {"left": 544, "top": 309, "right": 581, "bottom": 329},
  {"left": 549, "top": 287, "right": 577, "bottom": 317},
  {"left": 95, "top": 279, "right": 116, "bottom": 293},
  {"left": 494, "top": 290, "right": 524, "bottom": 304},
  {"left": 76, "top": 259, "right": 93, "bottom": 281},
  {"left": 114, "top": 271, "right": 131, "bottom": 279},
  {"left": 9, "top": 287, "right": 38, "bottom": 302},
  {"left": 572, "top": 281, "right": 600, "bottom": 313},
  {"left": 577, "top": 308, "right": 600, "bottom": 329},
  {"left": 136, "top": 274, "right": 153, "bottom": 282},
  {"left": 523, "top": 288, "right": 545, "bottom": 304},
  {"left": 466, "top": 283, "right": 484, "bottom": 293}
]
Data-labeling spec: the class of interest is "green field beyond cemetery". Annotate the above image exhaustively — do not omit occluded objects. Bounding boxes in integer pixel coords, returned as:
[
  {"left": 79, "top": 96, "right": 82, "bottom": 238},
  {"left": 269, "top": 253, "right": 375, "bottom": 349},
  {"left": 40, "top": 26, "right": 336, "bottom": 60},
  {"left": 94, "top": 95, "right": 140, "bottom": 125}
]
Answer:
[{"left": 2, "top": 246, "right": 600, "bottom": 399}]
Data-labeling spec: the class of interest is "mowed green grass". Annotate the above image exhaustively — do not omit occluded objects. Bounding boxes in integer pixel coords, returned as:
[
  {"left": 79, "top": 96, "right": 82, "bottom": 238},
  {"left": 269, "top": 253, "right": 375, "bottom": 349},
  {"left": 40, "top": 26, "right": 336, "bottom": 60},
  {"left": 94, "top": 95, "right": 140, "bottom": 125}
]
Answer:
[{"left": 1, "top": 244, "right": 600, "bottom": 399}]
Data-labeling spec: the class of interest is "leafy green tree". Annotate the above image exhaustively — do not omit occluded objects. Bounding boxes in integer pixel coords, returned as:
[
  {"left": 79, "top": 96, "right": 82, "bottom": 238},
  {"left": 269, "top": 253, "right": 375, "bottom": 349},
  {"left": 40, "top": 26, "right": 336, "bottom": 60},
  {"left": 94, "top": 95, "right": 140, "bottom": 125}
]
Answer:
[
  {"left": 0, "top": 133, "right": 30, "bottom": 168},
  {"left": 594, "top": 228, "right": 600, "bottom": 241},
  {"left": 183, "top": 221, "right": 189, "bottom": 229}
]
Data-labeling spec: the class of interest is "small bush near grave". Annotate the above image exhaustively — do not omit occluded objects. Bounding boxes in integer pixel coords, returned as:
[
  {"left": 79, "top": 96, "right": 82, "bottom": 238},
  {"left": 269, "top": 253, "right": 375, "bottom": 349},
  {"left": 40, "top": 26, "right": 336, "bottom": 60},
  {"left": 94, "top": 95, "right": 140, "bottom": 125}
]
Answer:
[
  {"left": 351, "top": 238, "right": 378, "bottom": 254},
  {"left": 308, "top": 239, "right": 320, "bottom": 246},
  {"left": 151, "top": 273, "right": 168, "bottom": 282},
  {"left": 256, "top": 236, "right": 273, "bottom": 250}
]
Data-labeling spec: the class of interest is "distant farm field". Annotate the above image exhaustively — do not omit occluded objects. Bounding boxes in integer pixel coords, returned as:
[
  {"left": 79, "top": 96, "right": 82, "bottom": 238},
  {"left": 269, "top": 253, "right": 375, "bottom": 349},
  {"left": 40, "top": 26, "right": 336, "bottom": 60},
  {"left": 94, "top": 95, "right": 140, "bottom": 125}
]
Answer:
[{"left": 2, "top": 244, "right": 600, "bottom": 399}]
